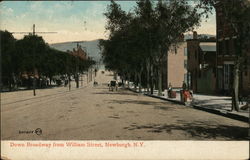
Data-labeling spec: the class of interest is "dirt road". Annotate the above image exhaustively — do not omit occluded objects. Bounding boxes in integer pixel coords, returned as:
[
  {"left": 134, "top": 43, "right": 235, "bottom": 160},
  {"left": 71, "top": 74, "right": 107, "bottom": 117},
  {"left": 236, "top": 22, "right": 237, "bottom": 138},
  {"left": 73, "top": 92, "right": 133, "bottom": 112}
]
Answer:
[{"left": 1, "top": 71, "right": 249, "bottom": 140}]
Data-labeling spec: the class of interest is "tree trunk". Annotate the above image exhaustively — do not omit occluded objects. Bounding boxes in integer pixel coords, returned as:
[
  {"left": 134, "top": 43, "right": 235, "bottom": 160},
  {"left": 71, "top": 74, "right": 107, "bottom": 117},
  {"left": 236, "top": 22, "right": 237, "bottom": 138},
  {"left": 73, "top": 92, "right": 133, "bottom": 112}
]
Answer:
[
  {"left": 146, "top": 59, "right": 150, "bottom": 94},
  {"left": 134, "top": 72, "right": 137, "bottom": 91},
  {"left": 158, "top": 66, "right": 163, "bottom": 96},
  {"left": 33, "top": 77, "right": 36, "bottom": 96},
  {"left": 138, "top": 71, "right": 142, "bottom": 93},
  {"left": 232, "top": 60, "right": 240, "bottom": 111},
  {"left": 12, "top": 73, "right": 17, "bottom": 90},
  {"left": 165, "top": 54, "right": 168, "bottom": 91},
  {"left": 127, "top": 73, "right": 131, "bottom": 89},
  {"left": 76, "top": 73, "right": 79, "bottom": 88},
  {"left": 39, "top": 77, "right": 42, "bottom": 88},
  {"left": 49, "top": 77, "right": 52, "bottom": 85},
  {"left": 8, "top": 77, "right": 12, "bottom": 91},
  {"left": 68, "top": 74, "right": 71, "bottom": 91},
  {"left": 150, "top": 64, "right": 154, "bottom": 94}
]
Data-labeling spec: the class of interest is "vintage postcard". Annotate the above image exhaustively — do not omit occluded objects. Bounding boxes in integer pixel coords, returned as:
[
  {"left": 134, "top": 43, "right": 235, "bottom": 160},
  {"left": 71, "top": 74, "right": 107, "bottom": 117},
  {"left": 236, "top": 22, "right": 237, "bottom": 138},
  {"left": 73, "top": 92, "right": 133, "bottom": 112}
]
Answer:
[{"left": 1, "top": 1, "right": 249, "bottom": 160}]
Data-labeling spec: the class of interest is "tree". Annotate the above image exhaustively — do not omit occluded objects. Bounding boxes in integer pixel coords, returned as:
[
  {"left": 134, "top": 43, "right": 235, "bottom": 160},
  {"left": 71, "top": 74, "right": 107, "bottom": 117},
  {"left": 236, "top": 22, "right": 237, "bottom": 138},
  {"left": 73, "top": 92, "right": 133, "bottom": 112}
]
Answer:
[
  {"left": 102, "top": 0, "right": 153, "bottom": 93},
  {"left": 16, "top": 34, "right": 47, "bottom": 75},
  {"left": 152, "top": 0, "right": 201, "bottom": 95},
  {"left": 2, "top": 30, "right": 95, "bottom": 92},
  {"left": 0, "top": 30, "right": 17, "bottom": 91},
  {"left": 135, "top": 0, "right": 156, "bottom": 93},
  {"left": 101, "top": 0, "right": 136, "bottom": 85},
  {"left": 101, "top": 0, "right": 202, "bottom": 96}
]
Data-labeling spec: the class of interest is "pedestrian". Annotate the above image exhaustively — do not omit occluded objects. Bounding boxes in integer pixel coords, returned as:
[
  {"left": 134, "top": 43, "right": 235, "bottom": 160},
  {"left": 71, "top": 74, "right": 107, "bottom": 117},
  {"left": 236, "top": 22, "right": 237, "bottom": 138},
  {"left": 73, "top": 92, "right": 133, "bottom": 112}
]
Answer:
[
  {"left": 181, "top": 81, "right": 187, "bottom": 102},
  {"left": 182, "top": 81, "right": 187, "bottom": 91},
  {"left": 168, "top": 83, "right": 172, "bottom": 98}
]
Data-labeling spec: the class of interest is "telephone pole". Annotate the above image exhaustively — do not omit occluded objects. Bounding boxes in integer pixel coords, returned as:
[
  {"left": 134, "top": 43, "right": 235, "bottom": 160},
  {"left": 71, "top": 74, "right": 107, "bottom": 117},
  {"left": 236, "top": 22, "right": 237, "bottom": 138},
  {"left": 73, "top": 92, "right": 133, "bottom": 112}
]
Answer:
[{"left": 72, "top": 42, "right": 82, "bottom": 88}]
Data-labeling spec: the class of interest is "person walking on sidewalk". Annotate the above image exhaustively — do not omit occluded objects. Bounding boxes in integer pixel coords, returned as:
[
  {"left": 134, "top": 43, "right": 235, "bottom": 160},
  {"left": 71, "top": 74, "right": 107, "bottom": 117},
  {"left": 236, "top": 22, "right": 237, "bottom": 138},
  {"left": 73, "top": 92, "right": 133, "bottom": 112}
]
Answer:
[
  {"left": 182, "top": 81, "right": 187, "bottom": 91},
  {"left": 168, "top": 83, "right": 173, "bottom": 98},
  {"left": 181, "top": 81, "right": 192, "bottom": 102}
]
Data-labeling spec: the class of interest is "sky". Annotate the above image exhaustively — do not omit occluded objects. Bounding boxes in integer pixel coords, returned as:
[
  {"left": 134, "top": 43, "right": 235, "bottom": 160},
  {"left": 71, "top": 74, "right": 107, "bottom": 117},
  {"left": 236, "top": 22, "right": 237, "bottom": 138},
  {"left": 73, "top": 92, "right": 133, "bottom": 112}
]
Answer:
[{"left": 0, "top": 1, "right": 216, "bottom": 44}]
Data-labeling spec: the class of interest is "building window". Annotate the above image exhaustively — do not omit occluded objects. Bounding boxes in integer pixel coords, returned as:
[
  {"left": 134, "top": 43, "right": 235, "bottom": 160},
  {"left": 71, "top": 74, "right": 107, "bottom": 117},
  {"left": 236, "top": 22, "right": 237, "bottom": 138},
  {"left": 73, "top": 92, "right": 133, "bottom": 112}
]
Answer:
[
  {"left": 184, "top": 47, "right": 187, "bottom": 56},
  {"left": 184, "top": 60, "right": 187, "bottom": 69}
]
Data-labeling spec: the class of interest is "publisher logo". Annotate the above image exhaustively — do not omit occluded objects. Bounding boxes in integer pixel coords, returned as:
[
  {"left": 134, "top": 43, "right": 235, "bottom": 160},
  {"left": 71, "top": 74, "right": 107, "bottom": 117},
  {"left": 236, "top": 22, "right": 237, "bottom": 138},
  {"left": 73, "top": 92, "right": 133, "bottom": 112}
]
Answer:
[
  {"left": 35, "top": 128, "right": 42, "bottom": 135},
  {"left": 18, "top": 128, "right": 42, "bottom": 135}
]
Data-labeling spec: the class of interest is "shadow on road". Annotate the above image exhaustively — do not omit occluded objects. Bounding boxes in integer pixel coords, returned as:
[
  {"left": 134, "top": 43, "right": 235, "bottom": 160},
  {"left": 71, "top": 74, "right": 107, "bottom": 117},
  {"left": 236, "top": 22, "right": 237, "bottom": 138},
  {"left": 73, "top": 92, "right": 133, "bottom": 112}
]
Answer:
[
  {"left": 124, "top": 121, "right": 249, "bottom": 140},
  {"left": 108, "top": 99, "right": 183, "bottom": 109},
  {"left": 93, "top": 92, "right": 137, "bottom": 96},
  {"left": 108, "top": 99, "right": 168, "bottom": 106},
  {"left": 154, "top": 106, "right": 174, "bottom": 111}
]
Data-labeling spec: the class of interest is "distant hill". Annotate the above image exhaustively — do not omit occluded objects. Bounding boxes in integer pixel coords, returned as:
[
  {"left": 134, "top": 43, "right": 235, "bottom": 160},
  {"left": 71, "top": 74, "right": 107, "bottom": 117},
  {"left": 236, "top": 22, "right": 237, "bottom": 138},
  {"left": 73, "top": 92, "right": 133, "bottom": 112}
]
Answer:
[
  {"left": 50, "top": 35, "right": 216, "bottom": 61},
  {"left": 50, "top": 39, "right": 102, "bottom": 62},
  {"left": 184, "top": 34, "right": 216, "bottom": 40}
]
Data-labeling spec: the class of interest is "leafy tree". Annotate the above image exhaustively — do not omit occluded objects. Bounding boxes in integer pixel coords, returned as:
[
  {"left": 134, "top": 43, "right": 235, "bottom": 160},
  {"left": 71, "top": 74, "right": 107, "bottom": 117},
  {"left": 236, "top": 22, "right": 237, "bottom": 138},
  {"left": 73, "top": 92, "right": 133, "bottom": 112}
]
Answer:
[
  {"left": 1, "top": 30, "right": 17, "bottom": 91},
  {"left": 134, "top": 0, "right": 156, "bottom": 93},
  {"left": 1, "top": 31, "right": 95, "bottom": 92},
  {"left": 101, "top": 0, "right": 134, "bottom": 82},
  {"left": 16, "top": 34, "right": 47, "bottom": 75},
  {"left": 152, "top": 0, "right": 201, "bottom": 95},
  {"left": 101, "top": 0, "right": 202, "bottom": 95}
]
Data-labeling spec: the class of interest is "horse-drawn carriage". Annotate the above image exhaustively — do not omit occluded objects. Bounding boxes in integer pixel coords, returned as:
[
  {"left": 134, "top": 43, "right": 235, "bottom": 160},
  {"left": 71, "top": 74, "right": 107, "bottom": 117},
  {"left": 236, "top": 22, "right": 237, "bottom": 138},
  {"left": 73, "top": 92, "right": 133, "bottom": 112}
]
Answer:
[{"left": 109, "top": 80, "right": 117, "bottom": 91}]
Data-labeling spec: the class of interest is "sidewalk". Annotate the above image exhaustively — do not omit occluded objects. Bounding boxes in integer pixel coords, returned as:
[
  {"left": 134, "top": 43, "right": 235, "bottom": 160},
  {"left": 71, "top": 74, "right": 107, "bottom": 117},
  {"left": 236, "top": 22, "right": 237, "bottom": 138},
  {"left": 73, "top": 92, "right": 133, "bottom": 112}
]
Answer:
[{"left": 127, "top": 84, "right": 249, "bottom": 123}]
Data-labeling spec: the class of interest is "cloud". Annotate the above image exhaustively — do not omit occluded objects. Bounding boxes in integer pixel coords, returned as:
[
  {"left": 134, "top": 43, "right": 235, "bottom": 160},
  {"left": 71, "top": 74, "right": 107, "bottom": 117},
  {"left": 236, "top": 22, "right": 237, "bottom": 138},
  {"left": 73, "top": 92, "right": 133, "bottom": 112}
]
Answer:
[
  {"left": 15, "top": 13, "right": 26, "bottom": 19},
  {"left": 0, "top": 6, "right": 14, "bottom": 15},
  {"left": 6, "top": 7, "right": 13, "bottom": 13}
]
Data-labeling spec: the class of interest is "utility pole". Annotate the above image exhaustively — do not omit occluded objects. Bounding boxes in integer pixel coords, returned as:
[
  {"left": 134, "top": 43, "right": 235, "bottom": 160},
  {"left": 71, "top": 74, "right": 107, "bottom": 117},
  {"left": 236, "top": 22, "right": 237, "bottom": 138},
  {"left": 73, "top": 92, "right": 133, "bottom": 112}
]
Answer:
[
  {"left": 11, "top": 24, "right": 57, "bottom": 96},
  {"left": 82, "top": 47, "right": 89, "bottom": 83},
  {"left": 72, "top": 42, "right": 82, "bottom": 88},
  {"left": 66, "top": 53, "right": 71, "bottom": 91}
]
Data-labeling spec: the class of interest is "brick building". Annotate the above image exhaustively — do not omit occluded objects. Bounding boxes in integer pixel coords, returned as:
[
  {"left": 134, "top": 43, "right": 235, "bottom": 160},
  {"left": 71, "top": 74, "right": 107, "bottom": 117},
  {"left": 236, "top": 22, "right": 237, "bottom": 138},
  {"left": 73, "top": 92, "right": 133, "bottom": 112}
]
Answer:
[
  {"left": 187, "top": 32, "right": 217, "bottom": 94},
  {"left": 68, "top": 45, "right": 88, "bottom": 60},
  {"left": 215, "top": 1, "right": 250, "bottom": 95}
]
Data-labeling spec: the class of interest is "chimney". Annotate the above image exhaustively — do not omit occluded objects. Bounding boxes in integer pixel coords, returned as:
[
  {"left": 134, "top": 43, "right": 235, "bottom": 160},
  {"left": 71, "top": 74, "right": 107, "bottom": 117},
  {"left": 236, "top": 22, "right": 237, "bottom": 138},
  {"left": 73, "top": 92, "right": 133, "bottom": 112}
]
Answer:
[{"left": 193, "top": 31, "right": 197, "bottom": 39}]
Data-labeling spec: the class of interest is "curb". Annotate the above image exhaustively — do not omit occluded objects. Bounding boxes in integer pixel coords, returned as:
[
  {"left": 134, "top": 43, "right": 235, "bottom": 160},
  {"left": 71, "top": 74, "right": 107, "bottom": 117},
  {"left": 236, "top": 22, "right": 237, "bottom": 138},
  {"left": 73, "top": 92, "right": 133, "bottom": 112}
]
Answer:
[
  {"left": 145, "top": 93, "right": 185, "bottom": 105},
  {"left": 192, "top": 105, "right": 249, "bottom": 123},
  {"left": 126, "top": 88, "right": 249, "bottom": 123}
]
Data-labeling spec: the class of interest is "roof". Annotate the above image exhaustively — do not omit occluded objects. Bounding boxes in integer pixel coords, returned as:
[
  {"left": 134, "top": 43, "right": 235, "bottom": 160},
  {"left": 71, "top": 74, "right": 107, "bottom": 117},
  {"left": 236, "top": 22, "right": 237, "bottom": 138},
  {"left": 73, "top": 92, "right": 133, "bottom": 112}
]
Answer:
[
  {"left": 69, "top": 46, "right": 88, "bottom": 60},
  {"left": 200, "top": 45, "right": 216, "bottom": 52}
]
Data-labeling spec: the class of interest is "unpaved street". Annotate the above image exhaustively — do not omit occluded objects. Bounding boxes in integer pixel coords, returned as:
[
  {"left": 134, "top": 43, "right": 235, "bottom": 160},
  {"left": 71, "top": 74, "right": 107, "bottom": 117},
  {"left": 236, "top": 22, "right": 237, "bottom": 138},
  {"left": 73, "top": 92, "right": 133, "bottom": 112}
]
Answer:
[{"left": 1, "top": 71, "right": 249, "bottom": 140}]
